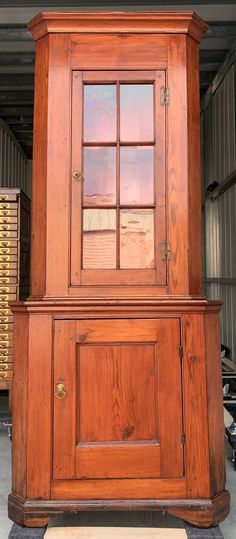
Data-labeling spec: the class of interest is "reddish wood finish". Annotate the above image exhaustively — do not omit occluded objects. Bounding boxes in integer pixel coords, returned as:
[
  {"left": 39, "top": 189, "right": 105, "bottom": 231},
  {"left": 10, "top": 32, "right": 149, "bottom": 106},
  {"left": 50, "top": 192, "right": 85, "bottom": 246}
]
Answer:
[
  {"left": 9, "top": 10, "right": 229, "bottom": 531},
  {"left": 53, "top": 318, "right": 183, "bottom": 482},
  {"left": 205, "top": 314, "right": 226, "bottom": 496},
  {"left": 28, "top": 11, "right": 208, "bottom": 42},
  {"left": 31, "top": 36, "right": 48, "bottom": 296}
]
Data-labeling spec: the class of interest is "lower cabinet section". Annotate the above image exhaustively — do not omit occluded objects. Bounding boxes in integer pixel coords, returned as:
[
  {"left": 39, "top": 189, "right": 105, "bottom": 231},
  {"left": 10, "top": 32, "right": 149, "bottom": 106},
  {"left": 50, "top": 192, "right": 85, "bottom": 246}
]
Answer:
[{"left": 9, "top": 302, "right": 230, "bottom": 528}]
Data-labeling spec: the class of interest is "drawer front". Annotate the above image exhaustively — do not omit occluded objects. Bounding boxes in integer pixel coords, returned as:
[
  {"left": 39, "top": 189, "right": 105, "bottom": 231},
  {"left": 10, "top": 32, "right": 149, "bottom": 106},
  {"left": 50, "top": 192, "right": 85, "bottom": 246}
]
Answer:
[
  {"left": 0, "top": 362, "right": 13, "bottom": 371},
  {"left": 0, "top": 209, "right": 18, "bottom": 218},
  {"left": 0, "top": 370, "right": 13, "bottom": 380}
]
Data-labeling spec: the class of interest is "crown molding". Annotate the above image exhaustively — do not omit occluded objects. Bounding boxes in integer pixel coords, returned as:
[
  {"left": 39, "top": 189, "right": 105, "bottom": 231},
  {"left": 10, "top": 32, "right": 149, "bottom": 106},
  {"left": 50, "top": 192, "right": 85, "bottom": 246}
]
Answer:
[{"left": 28, "top": 11, "right": 208, "bottom": 43}]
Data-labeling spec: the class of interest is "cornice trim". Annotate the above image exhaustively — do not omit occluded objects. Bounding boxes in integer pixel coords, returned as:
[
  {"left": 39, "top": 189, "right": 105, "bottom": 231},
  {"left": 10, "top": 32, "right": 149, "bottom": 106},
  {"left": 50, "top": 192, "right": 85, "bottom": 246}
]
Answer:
[{"left": 28, "top": 11, "right": 208, "bottom": 43}]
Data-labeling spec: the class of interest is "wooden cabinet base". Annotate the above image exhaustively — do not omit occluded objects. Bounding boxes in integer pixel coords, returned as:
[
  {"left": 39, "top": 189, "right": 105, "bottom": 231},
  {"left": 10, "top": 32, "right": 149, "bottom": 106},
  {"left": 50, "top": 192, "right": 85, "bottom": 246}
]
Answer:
[{"left": 8, "top": 491, "right": 230, "bottom": 529}]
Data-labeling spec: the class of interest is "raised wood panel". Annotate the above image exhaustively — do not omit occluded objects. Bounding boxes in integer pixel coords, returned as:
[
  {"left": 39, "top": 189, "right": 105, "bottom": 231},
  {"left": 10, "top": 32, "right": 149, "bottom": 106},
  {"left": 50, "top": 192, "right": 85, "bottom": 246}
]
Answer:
[
  {"left": 77, "top": 342, "right": 159, "bottom": 479},
  {"left": 70, "top": 35, "right": 167, "bottom": 70},
  {"left": 76, "top": 445, "right": 161, "bottom": 480},
  {"left": 79, "top": 344, "right": 157, "bottom": 443}
]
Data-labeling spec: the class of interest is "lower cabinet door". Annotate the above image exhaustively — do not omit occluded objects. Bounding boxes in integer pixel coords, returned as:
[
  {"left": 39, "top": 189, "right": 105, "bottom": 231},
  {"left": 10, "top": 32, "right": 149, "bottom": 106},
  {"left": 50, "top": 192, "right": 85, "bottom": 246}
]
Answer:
[{"left": 53, "top": 318, "right": 184, "bottom": 497}]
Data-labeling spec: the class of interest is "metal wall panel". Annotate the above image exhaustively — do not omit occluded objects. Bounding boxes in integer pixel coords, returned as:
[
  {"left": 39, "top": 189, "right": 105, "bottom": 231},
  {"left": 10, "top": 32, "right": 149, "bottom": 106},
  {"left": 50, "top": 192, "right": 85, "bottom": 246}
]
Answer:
[
  {"left": 204, "top": 63, "right": 236, "bottom": 189},
  {"left": 205, "top": 184, "right": 236, "bottom": 360},
  {"left": 0, "top": 118, "right": 31, "bottom": 197}
]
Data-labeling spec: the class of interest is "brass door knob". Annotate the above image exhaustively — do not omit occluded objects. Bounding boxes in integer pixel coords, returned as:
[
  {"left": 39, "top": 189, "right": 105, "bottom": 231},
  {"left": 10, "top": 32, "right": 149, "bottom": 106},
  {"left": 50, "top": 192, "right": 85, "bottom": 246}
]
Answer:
[
  {"left": 72, "top": 171, "right": 84, "bottom": 181},
  {"left": 55, "top": 380, "right": 66, "bottom": 399}
]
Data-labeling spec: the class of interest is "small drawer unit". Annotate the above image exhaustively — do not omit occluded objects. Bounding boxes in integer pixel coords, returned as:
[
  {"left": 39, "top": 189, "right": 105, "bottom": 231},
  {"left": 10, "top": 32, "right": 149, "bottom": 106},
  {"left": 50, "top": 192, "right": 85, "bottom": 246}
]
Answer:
[{"left": 0, "top": 189, "right": 30, "bottom": 393}]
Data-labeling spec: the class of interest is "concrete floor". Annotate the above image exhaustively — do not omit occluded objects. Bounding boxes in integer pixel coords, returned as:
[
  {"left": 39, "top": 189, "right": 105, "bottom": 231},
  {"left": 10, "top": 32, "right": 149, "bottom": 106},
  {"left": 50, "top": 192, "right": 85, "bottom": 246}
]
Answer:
[{"left": 0, "top": 419, "right": 235, "bottom": 539}]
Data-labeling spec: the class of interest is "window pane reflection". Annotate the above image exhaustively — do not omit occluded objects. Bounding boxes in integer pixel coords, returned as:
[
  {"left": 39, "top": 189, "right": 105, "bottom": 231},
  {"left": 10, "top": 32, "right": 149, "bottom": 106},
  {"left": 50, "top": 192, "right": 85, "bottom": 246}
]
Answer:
[
  {"left": 120, "top": 147, "right": 154, "bottom": 205},
  {"left": 120, "top": 85, "right": 154, "bottom": 142},
  {"left": 84, "top": 85, "right": 116, "bottom": 142},
  {"left": 120, "top": 209, "right": 154, "bottom": 269},
  {"left": 83, "top": 147, "right": 116, "bottom": 206},
  {"left": 83, "top": 209, "right": 116, "bottom": 269}
]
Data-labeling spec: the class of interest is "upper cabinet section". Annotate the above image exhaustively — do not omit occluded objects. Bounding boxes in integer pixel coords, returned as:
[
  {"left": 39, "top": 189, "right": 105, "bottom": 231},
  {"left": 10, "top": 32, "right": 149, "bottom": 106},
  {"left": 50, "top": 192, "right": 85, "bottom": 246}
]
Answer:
[{"left": 29, "top": 12, "right": 207, "bottom": 300}]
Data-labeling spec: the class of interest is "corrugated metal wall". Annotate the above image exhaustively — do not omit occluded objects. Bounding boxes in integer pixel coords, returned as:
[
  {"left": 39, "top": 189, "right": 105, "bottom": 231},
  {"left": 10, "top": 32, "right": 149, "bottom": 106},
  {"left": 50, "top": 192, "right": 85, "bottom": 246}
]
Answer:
[
  {"left": 0, "top": 118, "right": 31, "bottom": 198},
  {"left": 203, "top": 57, "right": 236, "bottom": 360},
  {"left": 204, "top": 62, "right": 236, "bottom": 189}
]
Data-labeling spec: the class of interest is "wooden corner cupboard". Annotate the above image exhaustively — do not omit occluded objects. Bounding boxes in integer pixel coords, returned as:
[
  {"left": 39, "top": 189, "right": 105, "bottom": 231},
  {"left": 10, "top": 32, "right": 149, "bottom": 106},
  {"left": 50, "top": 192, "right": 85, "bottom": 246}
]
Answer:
[{"left": 9, "top": 11, "right": 230, "bottom": 530}]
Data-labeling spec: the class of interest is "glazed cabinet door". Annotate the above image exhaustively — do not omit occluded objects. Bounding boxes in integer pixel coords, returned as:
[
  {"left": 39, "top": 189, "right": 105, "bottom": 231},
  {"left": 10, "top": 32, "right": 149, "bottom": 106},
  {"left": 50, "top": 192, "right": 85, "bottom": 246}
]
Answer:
[
  {"left": 53, "top": 318, "right": 184, "bottom": 487},
  {"left": 70, "top": 70, "right": 166, "bottom": 289}
]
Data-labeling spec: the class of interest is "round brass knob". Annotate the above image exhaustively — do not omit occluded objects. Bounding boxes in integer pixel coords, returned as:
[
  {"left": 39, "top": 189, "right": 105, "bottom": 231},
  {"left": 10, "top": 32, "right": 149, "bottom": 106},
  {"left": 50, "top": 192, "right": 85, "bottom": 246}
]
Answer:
[{"left": 73, "top": 171, "right": 84, "bottom": 181}]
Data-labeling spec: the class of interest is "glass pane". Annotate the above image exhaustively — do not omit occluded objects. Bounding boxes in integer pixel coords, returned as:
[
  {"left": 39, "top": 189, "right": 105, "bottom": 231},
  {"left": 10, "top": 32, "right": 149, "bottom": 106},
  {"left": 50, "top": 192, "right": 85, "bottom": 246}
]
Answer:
[
  {"left": 84, "top": 85, "right": 116, "bottom": 142},
  {"left": 83, "top": 147, "right": 116, "bottom": 206},
  {"left": 120, "top": 209, "right": 154, "bottom": 269},
  {"left": 120, "top": 85, "right": 153, "bottom": 142},
  {"left": 83, "top": 209, "right": 116, "bottom": 269},
  {"left": 120, "top": 146, "right": 154, "bottom": 205}
]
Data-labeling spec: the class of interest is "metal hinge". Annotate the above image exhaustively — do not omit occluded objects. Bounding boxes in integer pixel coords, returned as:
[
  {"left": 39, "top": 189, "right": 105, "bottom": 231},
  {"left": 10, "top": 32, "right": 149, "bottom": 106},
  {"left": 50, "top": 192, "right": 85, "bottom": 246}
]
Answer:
[
  {"left": 179, "top": 344, "right": 184, "bottom": 362},
  {"left": 161, "top": 241, "right": 171, "bottom": 261},
  {"left": 160, "top": 86, "right": 170, "bottom": 106},
  {"left": 181, "top": 433, "right": 186, "bottom": 447}
]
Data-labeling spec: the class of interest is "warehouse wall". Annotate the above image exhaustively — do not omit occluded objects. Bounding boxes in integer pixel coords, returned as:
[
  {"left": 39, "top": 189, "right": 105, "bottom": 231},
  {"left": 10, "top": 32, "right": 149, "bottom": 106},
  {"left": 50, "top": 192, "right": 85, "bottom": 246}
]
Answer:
[
  {"left": 0, "top": 118, "right": 31, "bottom": 198},
  {"left": 203, "top": 52, "right": 236, "bottom": 361}
]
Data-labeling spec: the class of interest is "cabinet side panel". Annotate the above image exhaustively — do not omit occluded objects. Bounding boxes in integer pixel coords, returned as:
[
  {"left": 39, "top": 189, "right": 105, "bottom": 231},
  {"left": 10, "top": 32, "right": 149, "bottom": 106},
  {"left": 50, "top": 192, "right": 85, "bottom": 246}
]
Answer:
[
  {"left": 186, "top": 36, "right": 202, "bottom": 296},
  {"left": 205, "top": 312, "right": 225, "bottom": 496},
  {"left": 26, "top": 314, "right": 52, "bottom": 498},
  {"left": 12, "top": 313, "right": 29, "bottom": 497},
  {"left": 183, "top": 314, "right": 210, "bottom": 498},
  {"left": 31, "top": 36, "right": 49, "bottom": 297},
  {"left": 167, "top": 35, "right": 188, "bottom": 295}
]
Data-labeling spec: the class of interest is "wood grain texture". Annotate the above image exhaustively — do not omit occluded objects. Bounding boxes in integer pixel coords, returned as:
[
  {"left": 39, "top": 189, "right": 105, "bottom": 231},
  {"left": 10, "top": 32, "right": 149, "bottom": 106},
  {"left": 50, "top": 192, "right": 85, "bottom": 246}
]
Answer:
[
  {"left": 78, "top": 344, "right": 157, "bottom": 444},
  {"left": 167, "top": 35, "right": 188, "bottom": 296},
  {"left": 76, "top": 445, "right": 161, "bottom": 480},
  {"left": 28, "top": 12, "right": 208, "bottom": 42},
  {"left": 11, "top": 313, "right": 28, "bottom": 497},
  {"left": 157, "top": 319, "right": 183, "bottom": 478},
  {"left": 10, "top": 12, "right": 228, "bottom": 530},
  {"left": 168, "top": 491, "right": 230, "bottom": 528},
  {"left": 53, "top": 318, "right": 183, "bottom": 483},
  {"left": 51, "top": 479, "right": 186, "bottom": 500},
  {"left": 155, "top": 71, "right": 166, "bottom": 285},
  {"left": 53, "top": 320, "right": 76, "bottom": 480},
  {"left": 205, "top": 313, "right": 226, "bottom": 496},
  {"left": 70, "top": 72, "right": 82, "bottom": 286},
  {"left": 186, "top": 36, "right": 202, "bottom": 296},
  {"left": 46, "top": 34, "right": 70, "bottom": 296},
  {"left": 31, "top": 36, "right": 48, "bottom": 296},
  {"left": 182, "top": 314, "right": 210, "bottom": 498},
  {"left": 8, "top": 491, "right": 229, "bottom": 529},
  {"left": 71, "top": 35, "right": 167, "bottom": 70},
  {"left": 26, "top": 315, "right": 52, "bottom": 498}
]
